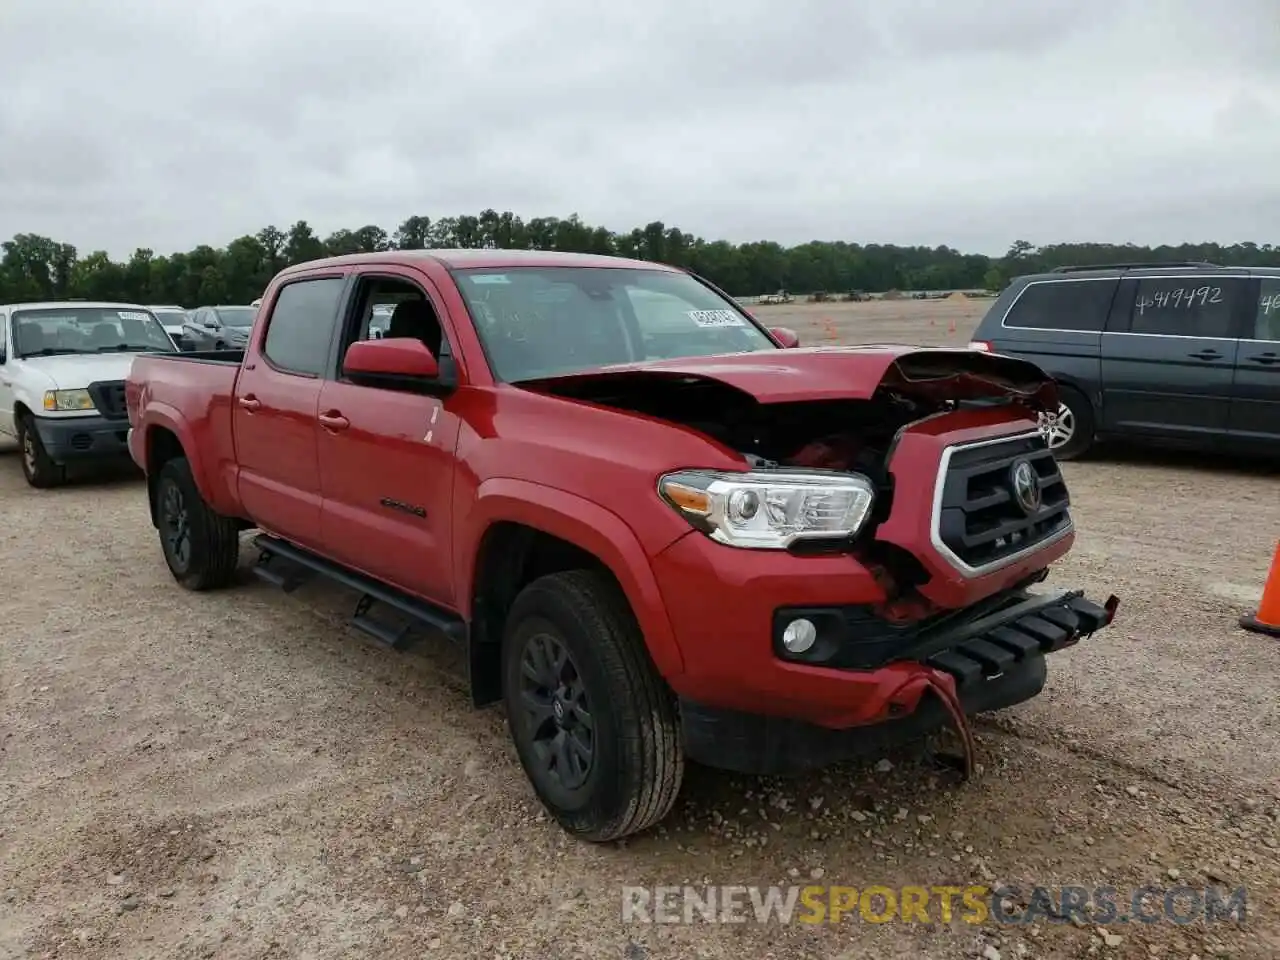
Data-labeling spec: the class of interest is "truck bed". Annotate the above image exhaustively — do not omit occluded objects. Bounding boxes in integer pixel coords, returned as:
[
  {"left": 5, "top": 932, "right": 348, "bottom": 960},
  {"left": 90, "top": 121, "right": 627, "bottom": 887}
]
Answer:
[
  {"left": 126, "top": 349, "right": 245, "bottom": 514},
  {"left": 158, "top": 349, "right": 246, "bottom": 365}
]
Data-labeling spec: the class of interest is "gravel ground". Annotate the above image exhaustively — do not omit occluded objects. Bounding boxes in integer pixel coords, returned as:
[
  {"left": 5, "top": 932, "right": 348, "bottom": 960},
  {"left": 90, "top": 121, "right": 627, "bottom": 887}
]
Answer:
[{"left": 2, "top": 300, "right": 1278, "bottom": 959}]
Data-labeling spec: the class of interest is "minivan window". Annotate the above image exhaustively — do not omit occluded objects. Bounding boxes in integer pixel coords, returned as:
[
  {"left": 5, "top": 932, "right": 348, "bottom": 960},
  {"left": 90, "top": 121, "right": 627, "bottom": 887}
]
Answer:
[
  {"left": 262, "top": 277, "right": 346, "bottom": 376},
  {"left": 1003, "top": 279, "right": 1116, "bottom": 332},
  {"left": 1256, "top": 278, "right": 1280, "bottom": 341},
  {"left": 1130, "top": 277, "right": 1241, "bottom": 339}
]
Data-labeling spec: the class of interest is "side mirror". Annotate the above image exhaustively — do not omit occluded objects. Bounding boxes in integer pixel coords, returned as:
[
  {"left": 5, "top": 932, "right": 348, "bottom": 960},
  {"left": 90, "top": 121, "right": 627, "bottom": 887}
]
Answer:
[
  {"left": 343, "top": 336, "right": 441, "bottom": 385},
  {"left": 770, "top": 326, "right": 800, "bottom": 348}
]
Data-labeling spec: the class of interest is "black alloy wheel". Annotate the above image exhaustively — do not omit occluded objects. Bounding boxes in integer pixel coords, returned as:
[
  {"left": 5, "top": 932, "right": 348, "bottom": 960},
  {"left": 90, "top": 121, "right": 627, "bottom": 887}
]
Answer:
[
  {"left": 159, "top": 477, "right": 192, "bottom": 572},
  {"left": 516, "top": 629, "right": 595, "bottom": 791}
]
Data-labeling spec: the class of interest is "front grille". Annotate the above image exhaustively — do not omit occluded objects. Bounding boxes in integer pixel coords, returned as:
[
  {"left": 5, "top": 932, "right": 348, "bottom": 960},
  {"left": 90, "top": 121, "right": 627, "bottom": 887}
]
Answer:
[
  {"left": 935, "top": 432, "right": 1070, "bottom": 571},
  {"left": 87, "top": 380, "right": 128, "bottom": 420}
]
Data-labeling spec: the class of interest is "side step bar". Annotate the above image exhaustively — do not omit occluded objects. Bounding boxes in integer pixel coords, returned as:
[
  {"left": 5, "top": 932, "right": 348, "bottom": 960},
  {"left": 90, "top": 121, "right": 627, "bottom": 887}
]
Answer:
[{"left": 252, "top": 534, "right": 467, "bottom": 650}]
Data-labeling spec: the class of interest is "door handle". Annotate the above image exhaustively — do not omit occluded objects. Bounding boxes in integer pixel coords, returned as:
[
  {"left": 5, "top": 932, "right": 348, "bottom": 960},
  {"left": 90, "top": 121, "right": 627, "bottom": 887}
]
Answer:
[
  {"left": 1246, "top": 352, "right": 1279, "bottom": 365},
  {"left": 1187, "top": 350, "right": 1221, "bottom": 361},
  {"left": 318, "top": 411, "right": 350, "bottom": 431},
  {"left": 238, "top": 395, "right": 261, "bottom": 412}
]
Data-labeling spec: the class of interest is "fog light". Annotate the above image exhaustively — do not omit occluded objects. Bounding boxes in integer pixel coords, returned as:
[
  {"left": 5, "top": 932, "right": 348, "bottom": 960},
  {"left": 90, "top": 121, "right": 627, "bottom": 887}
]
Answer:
[{"left": 781, "top": 618, "right": 818, "bottom": 654}]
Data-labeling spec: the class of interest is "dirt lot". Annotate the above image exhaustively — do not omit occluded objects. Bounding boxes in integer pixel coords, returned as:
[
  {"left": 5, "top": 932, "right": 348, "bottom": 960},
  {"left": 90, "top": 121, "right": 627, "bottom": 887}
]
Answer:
[{"left": 2, "top": 299, "right": 1278, "bottom": 960}]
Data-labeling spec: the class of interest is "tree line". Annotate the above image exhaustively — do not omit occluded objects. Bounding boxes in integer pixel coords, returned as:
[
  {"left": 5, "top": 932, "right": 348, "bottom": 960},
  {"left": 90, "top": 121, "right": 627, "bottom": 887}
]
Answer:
[{"left": 2, "top": 212, "right": 1278, "bottom": 307}]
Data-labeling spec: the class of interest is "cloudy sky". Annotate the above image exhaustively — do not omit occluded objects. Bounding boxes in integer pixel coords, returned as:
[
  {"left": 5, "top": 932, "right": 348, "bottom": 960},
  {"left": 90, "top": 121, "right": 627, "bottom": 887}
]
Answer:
[{"left": 1, "top": 0, "right": 1277, "bottom": 258}]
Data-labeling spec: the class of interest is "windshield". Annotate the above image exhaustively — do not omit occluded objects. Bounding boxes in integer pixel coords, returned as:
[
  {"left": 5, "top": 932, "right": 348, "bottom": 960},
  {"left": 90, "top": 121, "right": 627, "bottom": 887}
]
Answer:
[
  {"left": 452, "top": 267, "right": 776, "bottom": 381},
  {"left": 216, "top": 306, "right": 257, "bottom": 329},
  {"left": 11, "top": 306, "right": 177, "bottom": 358}
]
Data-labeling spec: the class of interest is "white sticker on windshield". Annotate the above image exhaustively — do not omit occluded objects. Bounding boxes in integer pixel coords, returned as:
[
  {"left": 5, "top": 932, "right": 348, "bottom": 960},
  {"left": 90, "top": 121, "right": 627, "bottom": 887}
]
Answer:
[
  {"left": 688, "top": 309, "right": 745, "bottom": 328},
  {"left": 118, "top": 310, "right": 150, "bottom": 321},
  {"left": 469, "top": 274, "right": 511, "bottom": 284}
]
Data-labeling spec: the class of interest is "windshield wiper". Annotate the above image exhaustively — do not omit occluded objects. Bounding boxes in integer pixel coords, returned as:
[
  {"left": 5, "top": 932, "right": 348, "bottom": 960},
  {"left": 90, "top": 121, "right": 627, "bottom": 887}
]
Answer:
[
  {"left": 19, "top": 348, "right": 82, "bottom": 357},
  {"left": 93, "top": 344, "right": 170, "bottom": 353}
]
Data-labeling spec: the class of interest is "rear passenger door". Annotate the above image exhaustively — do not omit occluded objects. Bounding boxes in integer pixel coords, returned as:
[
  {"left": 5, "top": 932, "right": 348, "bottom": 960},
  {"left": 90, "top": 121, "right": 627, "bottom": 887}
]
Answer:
[
  {"left": 989, "top": 277, "right": 1112, "bottom": 401},
  {"left": 233, "top": 273, "right": 348, "bottom": 550},
  {"left": 1099, "top": 274, "right": 1247, "bottom": 442},
  {"left": 1228, "top": 277, "right": 1280, "bottom": 446}
]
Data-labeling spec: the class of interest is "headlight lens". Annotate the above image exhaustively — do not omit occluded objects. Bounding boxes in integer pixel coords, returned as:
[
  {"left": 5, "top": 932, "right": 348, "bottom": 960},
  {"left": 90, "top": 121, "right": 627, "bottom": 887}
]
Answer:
[
  {"left": 658, "top": 469, "right": 876, "bottom": 549},
  {"left": 43, "top": 389, "right": 95, "bottom": 412}
]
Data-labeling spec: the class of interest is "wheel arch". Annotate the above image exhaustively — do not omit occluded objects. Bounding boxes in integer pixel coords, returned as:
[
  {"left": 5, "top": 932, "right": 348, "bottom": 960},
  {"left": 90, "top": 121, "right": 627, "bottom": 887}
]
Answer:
[{"left": 461, "top": 481, "right": 685, "bottom": 708}]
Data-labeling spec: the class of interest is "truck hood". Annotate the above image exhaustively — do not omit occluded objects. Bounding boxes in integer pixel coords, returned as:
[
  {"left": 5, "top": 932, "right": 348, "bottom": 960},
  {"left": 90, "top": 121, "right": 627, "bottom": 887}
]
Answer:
[
  {"left": 20, "top": 352, "right": 155, "bottom": 390},
  {"left": 518, "top": 346, "right": 1058, "bottom": 410}
]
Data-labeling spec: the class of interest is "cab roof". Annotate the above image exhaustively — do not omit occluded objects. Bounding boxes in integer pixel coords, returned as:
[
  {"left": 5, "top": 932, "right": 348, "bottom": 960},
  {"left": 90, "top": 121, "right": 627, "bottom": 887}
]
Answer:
[{"left": 280, "top": 249, "right": 683, "bottom": 276}]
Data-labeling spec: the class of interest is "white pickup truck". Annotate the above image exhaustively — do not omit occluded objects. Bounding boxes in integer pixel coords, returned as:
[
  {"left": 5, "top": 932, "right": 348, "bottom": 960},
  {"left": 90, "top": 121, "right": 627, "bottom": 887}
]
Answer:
[{"left": 0, "top": 301, "right": 179, "bottom": 487}]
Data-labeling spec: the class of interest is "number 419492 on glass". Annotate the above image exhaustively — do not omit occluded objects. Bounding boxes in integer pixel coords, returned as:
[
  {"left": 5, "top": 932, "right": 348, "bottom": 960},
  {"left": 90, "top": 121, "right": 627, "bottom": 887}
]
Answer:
[{"left": 1135, "top": 285, "right": 1222, "bottom": 314}]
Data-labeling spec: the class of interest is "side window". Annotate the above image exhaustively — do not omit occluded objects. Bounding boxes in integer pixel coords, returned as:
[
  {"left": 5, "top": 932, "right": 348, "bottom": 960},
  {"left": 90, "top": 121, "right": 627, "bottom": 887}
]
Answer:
[
  {"left": 262, "top": 277, "right": 346, "bottom": 377},
  {"left": 1256, "top": 278, "right": 1280, "bottom": 342},
  {"left": 339, "top": 276, "right": 452, "bottom": 375},
  {"left": 1003, "top": 279, "right": 1116, "bottom": 332},
  {"left": 1130, "top": 277, "right": 1243, "bottom": 338}
]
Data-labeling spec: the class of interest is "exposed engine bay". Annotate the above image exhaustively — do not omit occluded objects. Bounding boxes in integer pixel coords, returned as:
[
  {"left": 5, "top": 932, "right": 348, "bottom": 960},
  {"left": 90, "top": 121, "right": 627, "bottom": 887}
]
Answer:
[
  {"left": 519, "top": 347, "right": 1055, "bottom": 480},
  {"left": 523, "top": 373, "right": 1036, "bottom": 481}
]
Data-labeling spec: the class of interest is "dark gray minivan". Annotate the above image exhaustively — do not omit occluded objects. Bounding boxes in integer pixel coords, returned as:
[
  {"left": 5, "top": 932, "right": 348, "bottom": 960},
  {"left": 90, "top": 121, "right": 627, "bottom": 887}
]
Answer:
[{"left": 969, "top": 262, "right": 1280, "bottom": 458}]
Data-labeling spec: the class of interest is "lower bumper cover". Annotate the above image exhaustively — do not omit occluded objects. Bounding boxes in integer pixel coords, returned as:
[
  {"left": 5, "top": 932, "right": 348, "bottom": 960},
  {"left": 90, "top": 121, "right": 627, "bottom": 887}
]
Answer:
[
  {"left": 33, "top": 414, "right": 132, "bottom": 462},
  {"left": 681, "top": 590, "right": 1117, "bottom": 776}
]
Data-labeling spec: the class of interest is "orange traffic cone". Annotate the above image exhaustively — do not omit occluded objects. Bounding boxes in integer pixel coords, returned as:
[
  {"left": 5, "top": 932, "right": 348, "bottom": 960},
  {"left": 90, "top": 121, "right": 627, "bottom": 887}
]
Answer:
[{"left": 1240, "top": 543, "right": 1280, "bottom": 638}]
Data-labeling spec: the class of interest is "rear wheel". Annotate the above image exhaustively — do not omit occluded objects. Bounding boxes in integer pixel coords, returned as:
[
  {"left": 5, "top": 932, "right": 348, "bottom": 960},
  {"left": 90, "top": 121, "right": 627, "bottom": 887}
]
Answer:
[
  {"left": 1040, "top": 386, "right": 1095, "bottom": 460},
  {"left": 155, "top": 457, "right": 241, "bottom": 590},
  {"left": 501, "top": 570, "right": 684, "bottom": 841},
  {"left": 17, "top": 413, "right": 66, "bottom": 488}
]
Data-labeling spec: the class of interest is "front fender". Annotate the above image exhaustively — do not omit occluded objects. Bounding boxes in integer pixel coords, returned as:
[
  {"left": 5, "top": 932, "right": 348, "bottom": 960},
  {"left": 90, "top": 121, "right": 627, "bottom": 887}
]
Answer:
[{"left": 459, "top": 478, "right": 686, "bottom": 679}]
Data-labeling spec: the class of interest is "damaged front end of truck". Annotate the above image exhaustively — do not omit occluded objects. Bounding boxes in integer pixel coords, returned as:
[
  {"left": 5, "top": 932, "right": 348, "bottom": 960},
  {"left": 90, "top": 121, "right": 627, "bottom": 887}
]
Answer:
[{"left": 520, "top": 345, "right": 1119, "bottom": 777}]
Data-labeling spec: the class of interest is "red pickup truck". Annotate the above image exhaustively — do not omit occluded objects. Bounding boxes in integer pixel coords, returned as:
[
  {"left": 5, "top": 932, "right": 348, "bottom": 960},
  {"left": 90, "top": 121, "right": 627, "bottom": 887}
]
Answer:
[{"left": 125, "top": 250, "right": 1117, "bottom": 841}]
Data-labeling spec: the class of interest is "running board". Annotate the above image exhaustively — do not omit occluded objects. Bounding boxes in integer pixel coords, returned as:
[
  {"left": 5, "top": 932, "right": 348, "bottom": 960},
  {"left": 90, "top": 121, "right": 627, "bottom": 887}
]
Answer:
[{"left": 252, "top": 535, "right": 467, "bottom": 648}]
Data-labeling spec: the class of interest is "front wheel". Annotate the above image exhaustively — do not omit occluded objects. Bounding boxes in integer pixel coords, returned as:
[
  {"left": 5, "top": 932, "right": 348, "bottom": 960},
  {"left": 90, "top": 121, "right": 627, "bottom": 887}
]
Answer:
[
  {"left": 502, "top": 570, "right": 684, "bottom": 841},
  {"left": 1039, "top": 387, "right": 1095, "bottom": 460},
  {"left": 17, "top": 414, "right": 66, "bottom": 488},
  {"left": 154, "top": 457, "right": 241, "bottom": 590}
]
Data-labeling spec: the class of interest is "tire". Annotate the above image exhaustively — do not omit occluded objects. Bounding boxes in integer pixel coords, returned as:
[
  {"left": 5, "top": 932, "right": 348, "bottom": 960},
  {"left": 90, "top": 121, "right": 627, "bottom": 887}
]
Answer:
[
  {"left": 1040, "top": 386, "right": 1095, "bottom": 460},
  {"left": 154, "top": 457, "right": 241, "bottom": 590},
  {"left": 17, "top": 413, "right": 66, "bottom": 488},
  {"left": 501, "top": 570, "right": 684, "bottom": 841}
]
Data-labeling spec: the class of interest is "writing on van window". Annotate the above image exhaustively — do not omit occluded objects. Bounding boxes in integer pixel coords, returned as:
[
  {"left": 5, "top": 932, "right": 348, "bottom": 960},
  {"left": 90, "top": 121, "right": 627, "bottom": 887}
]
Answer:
[
  {"left": 1260, "top": 292, "right": 1280, "bottom": 316},
  {"left": 1135, "top": 285, "right": 1223, "bottom": 315},
  {"left": 688, "top": 309, "right": 745, "bottom": 328}
]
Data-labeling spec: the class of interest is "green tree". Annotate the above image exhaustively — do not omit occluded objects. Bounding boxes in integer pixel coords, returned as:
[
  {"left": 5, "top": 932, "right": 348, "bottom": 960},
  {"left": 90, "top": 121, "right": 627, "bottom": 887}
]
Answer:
[{"left": 2, "top": 213, "right": 1277, "bottom": 308}]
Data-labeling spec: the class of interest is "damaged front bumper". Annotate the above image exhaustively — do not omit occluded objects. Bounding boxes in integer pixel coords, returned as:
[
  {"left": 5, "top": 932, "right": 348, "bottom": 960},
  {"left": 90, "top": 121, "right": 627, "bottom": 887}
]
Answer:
[{"left": 679, "top": 589, "right": 1119, "bottom": 776}]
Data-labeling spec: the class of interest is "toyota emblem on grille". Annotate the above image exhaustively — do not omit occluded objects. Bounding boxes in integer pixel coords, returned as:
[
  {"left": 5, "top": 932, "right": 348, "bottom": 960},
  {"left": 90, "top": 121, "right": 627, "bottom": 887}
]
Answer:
[{"left": 1009, "top": 459, "right": 1041, "bottom": 514}]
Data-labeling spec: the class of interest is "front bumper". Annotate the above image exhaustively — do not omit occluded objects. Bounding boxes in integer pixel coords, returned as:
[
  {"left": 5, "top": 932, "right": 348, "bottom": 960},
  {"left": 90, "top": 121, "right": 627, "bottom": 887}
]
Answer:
[
  {"left": 33, "top": 414, "right": 132, "bottom": 462},
  {"left": 679, "top": 590, "right": 1117, "bottom": 775}
]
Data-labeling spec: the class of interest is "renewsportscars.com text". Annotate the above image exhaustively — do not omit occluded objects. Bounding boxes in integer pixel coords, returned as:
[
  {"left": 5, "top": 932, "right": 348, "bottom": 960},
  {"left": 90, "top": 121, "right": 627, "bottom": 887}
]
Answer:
[{"left": 621, "top": 884, "right": 1248, "bottom": 926}]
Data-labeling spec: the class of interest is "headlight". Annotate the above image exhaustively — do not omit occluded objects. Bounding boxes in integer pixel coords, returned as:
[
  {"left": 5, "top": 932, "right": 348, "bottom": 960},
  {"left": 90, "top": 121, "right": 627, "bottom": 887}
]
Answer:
[
  {"left": 43, "top": 389, "right": 95, "bottom": 412},
  {"left": 658, "top": 469, "right": 876, "bottom": 549}
]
